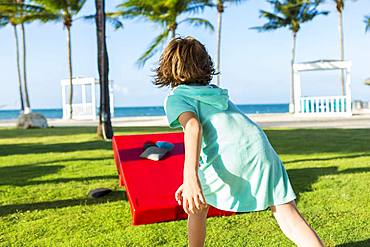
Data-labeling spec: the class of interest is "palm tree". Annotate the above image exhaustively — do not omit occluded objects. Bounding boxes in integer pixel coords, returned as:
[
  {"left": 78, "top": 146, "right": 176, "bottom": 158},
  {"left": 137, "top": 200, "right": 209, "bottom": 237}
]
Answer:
[
  {"left": 95, "top": 0, "right": 113, "bottom": 140},
  {"left": 252, "top": 0, "right": 328, "bottom": 113},
  {"left": 333, "top": 0, "right": 345, "bottom": 95},
  {"left": 14, "top": 19, "right": 25, "bottom": 113},
  {"left": 16, "top": 0, "right": 31, "bottom": 113},
  {"left": 365, "top": 15, "right": 370, "bottom": 32},
  {"left": 1, "top": 1, "right": 26, "bottom": 113},
  {"left": 0, "top": 0, "right": 46, "bottom": 114},
  {"left": 214, "top": 0, "right": 246, "bottom": 86},
  {"left": 0, "top": 10, "right": 24, "bottom": 112},
  {"left": 116, "top": 0, "right": 214, "bottom": 66},
  {"left": 0, "top": 12, "right": 24, "bottom": 112},
  {"left": 332, "top": 0, "right": 356, "bottom": 95},
  {"left": 34, "top": 0, "right": 87, "bottom": 119}
]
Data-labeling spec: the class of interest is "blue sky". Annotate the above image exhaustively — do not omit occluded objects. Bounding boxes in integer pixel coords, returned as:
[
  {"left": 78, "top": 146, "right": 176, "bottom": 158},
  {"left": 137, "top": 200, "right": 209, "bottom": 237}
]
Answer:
[{"left": 0, "top": 0, "right": 369, "bottom": 110}]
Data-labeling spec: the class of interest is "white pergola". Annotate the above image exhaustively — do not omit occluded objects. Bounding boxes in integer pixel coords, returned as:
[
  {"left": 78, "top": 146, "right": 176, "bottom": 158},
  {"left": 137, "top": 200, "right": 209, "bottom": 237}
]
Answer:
[
  {"left": 61, "top": 77, "right": 114, "bottom": 120},
  {"left": 293, "top": 60, "right": 352, "bottom": 116}
]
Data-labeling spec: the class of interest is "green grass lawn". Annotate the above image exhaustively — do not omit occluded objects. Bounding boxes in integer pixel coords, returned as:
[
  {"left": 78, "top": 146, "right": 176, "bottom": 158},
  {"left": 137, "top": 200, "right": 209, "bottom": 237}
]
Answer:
[{"left": 0, "top": 126, "right": 369, "bottom": 246}]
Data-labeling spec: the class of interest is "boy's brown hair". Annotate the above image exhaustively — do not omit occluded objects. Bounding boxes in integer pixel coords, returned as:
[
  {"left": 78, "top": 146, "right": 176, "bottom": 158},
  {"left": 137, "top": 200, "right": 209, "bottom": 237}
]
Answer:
[{"left": 153, "top": 36, "right": 216, "bottom": 88}]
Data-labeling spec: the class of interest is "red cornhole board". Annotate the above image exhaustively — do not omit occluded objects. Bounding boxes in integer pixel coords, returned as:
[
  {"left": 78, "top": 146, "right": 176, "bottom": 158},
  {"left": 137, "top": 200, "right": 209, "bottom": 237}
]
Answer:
[{"left": 112, "top": 132, "right": 235, "bottom": 225}]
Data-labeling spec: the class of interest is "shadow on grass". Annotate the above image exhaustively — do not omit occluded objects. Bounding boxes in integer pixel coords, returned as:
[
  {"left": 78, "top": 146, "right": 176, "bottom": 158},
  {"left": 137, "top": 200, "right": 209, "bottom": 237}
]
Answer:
[
  {"left": 0, "top": 190, "right": 127, "bottom": 217},
  {"left": 0, "top": 140, "right": 113, "bottom": 156},
  {"left": 0, "top": 127, "right": 98, "bottom": 138},
  {"left": 287, "top": 166, "right": 370, "bottom": 201},
  {"left": 284, "top": 153, "right": 370, "bottom": 164},
  {"left": 13, "top": 157, "right": 111, "bottom": 167},
  {"left": 264, "top": 129, "right": 370, "bottom": 155},
  {"left": 0, "top": 161, "right": 117, "bottom": 187},
  {"left": 26, "top": 175, "right": 117, "bottom": 186},
  {"left": 0, "top": 164, "right": 64, "bottom": 186},
  {"left": 336, "top": 239, "right": 370, "bottom": 247}
]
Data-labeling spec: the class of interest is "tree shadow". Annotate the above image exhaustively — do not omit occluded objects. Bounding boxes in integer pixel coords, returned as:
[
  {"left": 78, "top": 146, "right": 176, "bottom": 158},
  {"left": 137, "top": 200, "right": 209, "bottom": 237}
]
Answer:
[
  {"left": 336, "top": 239, "right": 370, "bottom": 247},
  {"left": 12, "top": 157, "right": 111, "bottom": 167},
  {"left": 0, "top": 127, "right": 98, "bottom": 138},
  {"left": 26, "top": 175, "right": 117, "bottom": 186},
  {"left": 0, "top": 164, "right": 64, "bottom": 186},
  {"left": 287, "top": 166, "right": 370, "bottom": 201},
  {"left": 0, "top": 140, "right": 113, "bottom": 156},
  {"left": 284, "top": 153, "right": 370, "bottom": 164},
  {"left": 0, "top": 190, "right": 127, "bottom": 217},
  {"left": 0, "top": 161, "right": 117, "bottom": 187},
  {"left": 264, "top": 128, "right": 370, "bottom": 155}
]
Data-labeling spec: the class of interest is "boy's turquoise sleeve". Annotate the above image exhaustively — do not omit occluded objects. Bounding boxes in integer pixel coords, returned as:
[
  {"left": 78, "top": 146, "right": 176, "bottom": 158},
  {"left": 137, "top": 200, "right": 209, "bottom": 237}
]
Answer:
[{"left": 164, "top": 94, "right": 197, "bottom": 129}]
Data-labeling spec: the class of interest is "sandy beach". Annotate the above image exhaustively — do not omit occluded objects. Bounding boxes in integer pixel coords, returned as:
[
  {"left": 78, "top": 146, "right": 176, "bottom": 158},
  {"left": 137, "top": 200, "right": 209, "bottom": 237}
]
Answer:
[{"left": 1, "top": 112, "right": 370, "bottom": 129}]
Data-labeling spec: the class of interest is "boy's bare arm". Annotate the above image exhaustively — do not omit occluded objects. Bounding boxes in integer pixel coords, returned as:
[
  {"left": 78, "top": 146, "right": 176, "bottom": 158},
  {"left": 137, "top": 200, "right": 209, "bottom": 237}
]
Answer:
[
  {"left": 178, "top": 111, "right": 206, "bottom": 214},
  {"left": 178, "top": 111, "right": 202, "bottom": 175}
]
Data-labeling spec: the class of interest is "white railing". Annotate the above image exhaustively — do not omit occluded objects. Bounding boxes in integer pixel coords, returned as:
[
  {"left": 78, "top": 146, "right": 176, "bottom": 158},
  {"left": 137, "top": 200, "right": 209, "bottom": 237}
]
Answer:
[
  {"left": 63, "top": 103, "right": 95, "bottom": 119},
  {"left": 63, "top": 102, "right": 114, "bottom": 120},
  {"left": 299, "top": 96, "right": 348, "bottom": 114}
]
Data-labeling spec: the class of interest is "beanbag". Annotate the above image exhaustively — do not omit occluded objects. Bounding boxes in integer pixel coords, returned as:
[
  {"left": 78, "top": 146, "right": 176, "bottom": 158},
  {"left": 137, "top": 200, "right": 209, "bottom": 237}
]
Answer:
[{"left": 139, "top": 141, "right": 175, "bottom": 161}]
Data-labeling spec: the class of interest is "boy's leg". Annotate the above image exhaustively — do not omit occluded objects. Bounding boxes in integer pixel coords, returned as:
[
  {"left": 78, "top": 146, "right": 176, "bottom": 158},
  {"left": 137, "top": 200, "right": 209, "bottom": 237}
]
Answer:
[
  {"left": 188, "top": 205, "right": 209, "bottom": 247},
  {"left": 270, "top": 200, "right": 324, "bottom": 247}
]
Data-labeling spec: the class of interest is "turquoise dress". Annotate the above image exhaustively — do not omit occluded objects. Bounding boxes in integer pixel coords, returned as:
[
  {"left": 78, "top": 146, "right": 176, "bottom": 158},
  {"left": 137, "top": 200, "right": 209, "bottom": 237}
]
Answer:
[{"left": 164, "top": 83, "right": 296, "bottom": 212}]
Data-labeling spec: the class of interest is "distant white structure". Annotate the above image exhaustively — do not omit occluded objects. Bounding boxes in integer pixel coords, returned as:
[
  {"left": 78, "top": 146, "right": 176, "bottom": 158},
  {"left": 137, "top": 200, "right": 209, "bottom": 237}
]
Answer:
[
  {"left": 293, "top": 60, "right": 352, "bottom": 116},
  {"left": 61, "top": 77, "right": 114, "bottom": 120}
]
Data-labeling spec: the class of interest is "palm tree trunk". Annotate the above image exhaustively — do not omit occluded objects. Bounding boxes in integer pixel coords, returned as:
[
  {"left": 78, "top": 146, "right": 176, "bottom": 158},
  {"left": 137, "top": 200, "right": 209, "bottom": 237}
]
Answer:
[
  {"left": 66, "top": 25, "right": 73, "bottom": 119},
  {"left": 338, "top": 10, "right": 345, "bottom": 96},
  {"left": 95, "top": 0, "right": 113, "bottom": 140},
  {"left": 290, "top": 31, "right": 297, "bottom": 113},
  {"left": 170, "top": 20, "right": 177, "bottom": 38},
  {"left": 13, "top": 24, "right": 24, "bottom": 113},
  {"left": 216, "top": 1, "right": 223, "bottom": 86},
  {"left": 21, "top": 23, "right": 31, "bottom": 113}
]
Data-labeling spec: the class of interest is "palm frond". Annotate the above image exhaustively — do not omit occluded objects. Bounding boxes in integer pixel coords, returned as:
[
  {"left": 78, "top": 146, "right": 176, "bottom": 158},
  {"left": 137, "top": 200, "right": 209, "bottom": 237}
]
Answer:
[
  {"left": 82, "top": 13, "right": 123, "bottom": 30},
  {"left": 184, "top": 2, "right": 210, "bottom": 14},
  {"left": 0, "top": 2, "right": 48, "bottom": 15},
  {"left": 365, "top": 15, "right": 370, "bottom": 33},
  {"left": 0, "top": 1, "right": 58, "bottom": 24},
  {"left": 33, "top": 0, "right": 87, "bottom": 18},
  {"left": 0, "top": 16, "right": 9, "bottom": 27},
  {"left": 253, "top": 0, "right": 328, "bottom": 33},
  {"left": 19, "top": 12, "right": 61, "bottom": 23},
  {"left": 136, "top": 29, "right": 170, "bottom": 68},
  {"left": 116, "top": 0, "right": 212, "bottom": 67},
  {"left": 223, "top": 0, "right": 248, "bottom": 5},
  {"left": 179, "top": 17, "right": 214, "bottom": 31},
  {"left": 105, "top": 12, "right": 124, "bottom": 30},
  {"left": 115, "top": 2, "right": 168, "bottom": 25},
  {"left": 250, "top": 10, "right": 287, "bottom": 31}
]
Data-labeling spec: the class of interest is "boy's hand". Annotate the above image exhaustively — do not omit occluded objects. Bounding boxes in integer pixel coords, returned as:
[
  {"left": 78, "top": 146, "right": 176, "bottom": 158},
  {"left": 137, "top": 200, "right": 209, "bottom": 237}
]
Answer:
[
  {"left": 182, "top": 175, "right": 207, "bottom": 214},
  {"left": 175, "top": 184, "right": 183, "bottom": 206}
]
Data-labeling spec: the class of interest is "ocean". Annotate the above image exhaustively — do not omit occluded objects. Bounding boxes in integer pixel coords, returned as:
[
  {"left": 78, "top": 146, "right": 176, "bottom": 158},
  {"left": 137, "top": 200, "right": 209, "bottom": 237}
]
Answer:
[{"left": 0, "top": 104, "right": 289, "bottom": 120}]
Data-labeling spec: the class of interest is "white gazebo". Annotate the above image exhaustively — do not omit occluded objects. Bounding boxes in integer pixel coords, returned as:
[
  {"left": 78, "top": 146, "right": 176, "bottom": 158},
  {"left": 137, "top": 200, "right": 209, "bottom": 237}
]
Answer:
[
  {"left": 293, "top": 60, "right": 352, "bottom": 116},
  {"left": 61, "top": 77, "right": 114, "bottom": 120}
]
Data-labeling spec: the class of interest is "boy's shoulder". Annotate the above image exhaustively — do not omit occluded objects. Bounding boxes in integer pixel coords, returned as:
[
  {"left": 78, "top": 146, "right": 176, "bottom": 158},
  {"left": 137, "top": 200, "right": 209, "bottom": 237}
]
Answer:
[
  {"left": 164, "top": 87, "right": 189, "bottom": 103},
  {"left": 163, "top": 92, "right": 190, "bottom": 108}
]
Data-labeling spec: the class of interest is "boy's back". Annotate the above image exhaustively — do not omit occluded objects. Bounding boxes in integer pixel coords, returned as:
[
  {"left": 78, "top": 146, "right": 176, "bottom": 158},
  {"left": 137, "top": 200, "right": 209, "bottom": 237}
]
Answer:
[{"left": 164, "top": 83, "right": 296, "bottom": 212}]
